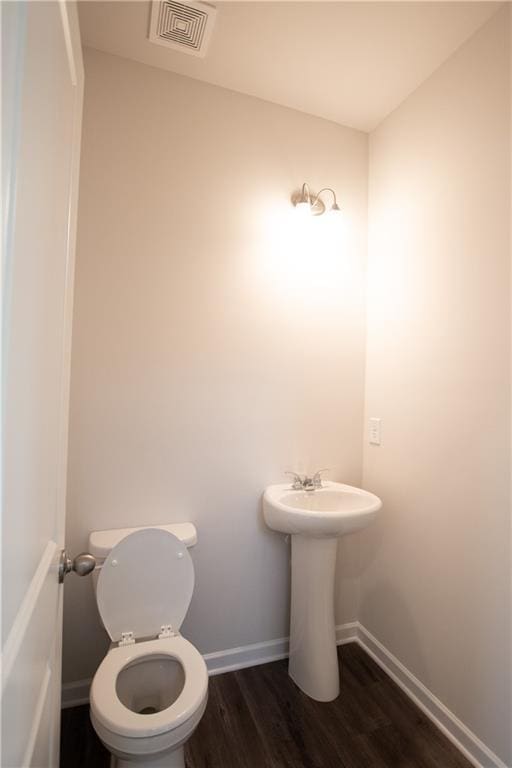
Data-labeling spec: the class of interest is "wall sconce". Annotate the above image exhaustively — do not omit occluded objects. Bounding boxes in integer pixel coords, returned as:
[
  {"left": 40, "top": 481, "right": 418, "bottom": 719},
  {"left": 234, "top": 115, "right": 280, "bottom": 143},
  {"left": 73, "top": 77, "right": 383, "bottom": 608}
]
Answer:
[{"left": 292, "top": 182, "right": 341, "bottom": 217}]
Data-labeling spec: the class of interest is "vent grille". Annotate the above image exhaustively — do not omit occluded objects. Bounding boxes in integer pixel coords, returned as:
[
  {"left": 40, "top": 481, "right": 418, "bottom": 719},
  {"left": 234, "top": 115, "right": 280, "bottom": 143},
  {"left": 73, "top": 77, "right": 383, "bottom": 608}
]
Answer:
[{"left": 149, "top": 1, "right": 217, "bottom": 58}]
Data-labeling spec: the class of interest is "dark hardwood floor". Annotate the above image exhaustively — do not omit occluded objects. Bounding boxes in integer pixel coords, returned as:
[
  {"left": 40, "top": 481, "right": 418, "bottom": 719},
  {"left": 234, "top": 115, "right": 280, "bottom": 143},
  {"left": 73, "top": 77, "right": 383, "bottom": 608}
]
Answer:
[{"left": 60, "top": 643, "right": 472, "bottom": 768}]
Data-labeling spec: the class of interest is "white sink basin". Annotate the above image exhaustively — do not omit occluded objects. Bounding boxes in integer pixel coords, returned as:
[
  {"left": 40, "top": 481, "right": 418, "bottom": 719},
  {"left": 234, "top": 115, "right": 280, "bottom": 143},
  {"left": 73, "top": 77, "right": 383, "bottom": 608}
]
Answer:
[{"left": 263, "top": 481, "right": 382, "bottom": 538}]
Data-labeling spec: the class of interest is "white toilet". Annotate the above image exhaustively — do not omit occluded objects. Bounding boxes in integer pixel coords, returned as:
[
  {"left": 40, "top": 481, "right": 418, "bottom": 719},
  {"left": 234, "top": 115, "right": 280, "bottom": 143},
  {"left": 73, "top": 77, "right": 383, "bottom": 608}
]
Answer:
[{"left": 88, "top": 523, "right": 208, "bottom": 768}]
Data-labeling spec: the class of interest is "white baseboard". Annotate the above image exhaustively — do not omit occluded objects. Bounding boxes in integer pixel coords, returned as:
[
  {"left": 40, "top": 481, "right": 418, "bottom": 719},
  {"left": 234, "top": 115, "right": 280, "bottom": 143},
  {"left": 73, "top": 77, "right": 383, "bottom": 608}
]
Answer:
[
  {"left": 204, "top": 620, "right": 359, "bottom": 676},
  {"left": 356, "top": 624, "right": 508, "bottom": 768},
  {"left": 336, "top": 621, "right": 360, "bottom": 645},
  {"left": 203, "top": 634, "right": 289, "bottom": 676},
  {"left": 61, "top": 677, "right": 91, "bottom": 709},
  {"left": 60, "top": 621, "right": 509, "bottom": 768}
]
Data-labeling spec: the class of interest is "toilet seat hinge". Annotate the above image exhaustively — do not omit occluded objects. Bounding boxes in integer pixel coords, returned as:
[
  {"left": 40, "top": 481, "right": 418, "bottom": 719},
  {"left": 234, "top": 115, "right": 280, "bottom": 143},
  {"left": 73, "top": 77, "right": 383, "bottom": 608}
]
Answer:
[
  {"left": 119, "top": 631, "right": 135, "bottom": 646},
  {"left": 158, "top": 624, "right": 176, "bottom": 639}
]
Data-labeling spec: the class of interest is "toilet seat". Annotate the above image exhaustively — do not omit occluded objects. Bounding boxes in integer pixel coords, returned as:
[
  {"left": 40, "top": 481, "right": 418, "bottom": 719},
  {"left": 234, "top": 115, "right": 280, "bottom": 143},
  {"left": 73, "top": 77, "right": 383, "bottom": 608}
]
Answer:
[
  {"left": 90, "top": 635, "right": 208, "bottom": 739},
  {"left": 96, "top": 529, "right": 194, "bottom": 643}
]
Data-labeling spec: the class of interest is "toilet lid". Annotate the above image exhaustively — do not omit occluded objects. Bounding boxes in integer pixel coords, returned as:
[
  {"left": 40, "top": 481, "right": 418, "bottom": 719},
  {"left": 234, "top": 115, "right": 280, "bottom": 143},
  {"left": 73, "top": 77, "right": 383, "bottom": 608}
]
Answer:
[{"left": 96, "top": 528, "right": 194, "bottom": 642}]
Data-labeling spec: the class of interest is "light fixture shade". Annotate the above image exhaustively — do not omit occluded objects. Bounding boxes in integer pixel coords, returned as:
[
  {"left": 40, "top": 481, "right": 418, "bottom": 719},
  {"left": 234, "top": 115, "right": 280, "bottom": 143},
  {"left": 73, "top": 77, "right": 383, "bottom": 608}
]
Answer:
[{"left": 292, "top": 183, "right": 340, "bottom": 218}]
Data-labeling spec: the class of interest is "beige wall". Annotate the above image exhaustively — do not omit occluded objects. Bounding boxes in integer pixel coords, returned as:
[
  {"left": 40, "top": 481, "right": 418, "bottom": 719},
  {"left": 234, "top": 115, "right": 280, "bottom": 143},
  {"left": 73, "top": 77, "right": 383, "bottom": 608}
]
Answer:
[
  {"left": 63, "top": 49, "right": 368, "bottom": 683},
  {"left": 361, "top": 8, "right": 511, "bottom": 763}
]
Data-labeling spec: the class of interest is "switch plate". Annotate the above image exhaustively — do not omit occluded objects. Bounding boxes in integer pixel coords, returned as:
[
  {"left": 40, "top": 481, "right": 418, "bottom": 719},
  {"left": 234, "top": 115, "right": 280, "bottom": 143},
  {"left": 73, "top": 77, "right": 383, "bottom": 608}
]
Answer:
[{"left": 369, "top": 417, "right": 381, "bottom": 445}]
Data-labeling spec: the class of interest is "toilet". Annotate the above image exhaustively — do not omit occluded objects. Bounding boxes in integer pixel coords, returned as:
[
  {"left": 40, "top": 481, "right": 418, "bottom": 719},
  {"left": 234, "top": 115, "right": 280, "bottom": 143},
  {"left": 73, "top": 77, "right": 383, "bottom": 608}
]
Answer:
[{"left": 88, "top": 523, "right": 208, "bottom": 768}]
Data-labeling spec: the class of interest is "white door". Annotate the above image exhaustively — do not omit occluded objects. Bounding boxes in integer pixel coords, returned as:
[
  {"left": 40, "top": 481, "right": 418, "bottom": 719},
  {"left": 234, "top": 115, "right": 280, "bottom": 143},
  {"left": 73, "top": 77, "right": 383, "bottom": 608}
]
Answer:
[{"left": 1, "top": 2, "right": 83, "bottom": 766}]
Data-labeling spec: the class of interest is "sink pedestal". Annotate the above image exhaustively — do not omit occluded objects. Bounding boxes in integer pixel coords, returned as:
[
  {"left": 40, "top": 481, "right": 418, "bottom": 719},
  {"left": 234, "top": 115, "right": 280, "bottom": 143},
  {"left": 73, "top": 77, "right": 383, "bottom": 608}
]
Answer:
[{"left": 288, "top": 535, "right": 340, "bottom": 701}]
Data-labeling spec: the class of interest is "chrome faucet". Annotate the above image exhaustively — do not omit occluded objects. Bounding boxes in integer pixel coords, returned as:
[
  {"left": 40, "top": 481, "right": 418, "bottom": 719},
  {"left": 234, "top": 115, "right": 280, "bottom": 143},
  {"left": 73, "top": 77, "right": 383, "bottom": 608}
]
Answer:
[{"left": 285, "top": 469, "right": 329, "bottom": 491}]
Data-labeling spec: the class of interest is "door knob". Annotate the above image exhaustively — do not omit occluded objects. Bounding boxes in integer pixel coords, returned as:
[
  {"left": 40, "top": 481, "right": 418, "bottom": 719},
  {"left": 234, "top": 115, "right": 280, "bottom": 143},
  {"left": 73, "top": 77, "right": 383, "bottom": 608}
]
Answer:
[{"left": 59, "top": 550, "right": 96, "bottom": 583}]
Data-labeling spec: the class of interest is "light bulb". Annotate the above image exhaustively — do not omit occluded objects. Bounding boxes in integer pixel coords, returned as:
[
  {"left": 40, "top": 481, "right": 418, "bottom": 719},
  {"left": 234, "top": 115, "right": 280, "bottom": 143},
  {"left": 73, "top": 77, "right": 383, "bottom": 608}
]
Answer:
[{"left": 295, "top": 201, "right": 311, "bottom": 218}]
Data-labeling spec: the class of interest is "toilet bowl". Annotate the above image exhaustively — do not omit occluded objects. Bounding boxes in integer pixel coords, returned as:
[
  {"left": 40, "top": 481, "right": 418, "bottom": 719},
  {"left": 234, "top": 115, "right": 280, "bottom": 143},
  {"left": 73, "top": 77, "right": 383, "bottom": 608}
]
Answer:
[{"left": 88, "top": 525, "right": 208, "bottom": 768}]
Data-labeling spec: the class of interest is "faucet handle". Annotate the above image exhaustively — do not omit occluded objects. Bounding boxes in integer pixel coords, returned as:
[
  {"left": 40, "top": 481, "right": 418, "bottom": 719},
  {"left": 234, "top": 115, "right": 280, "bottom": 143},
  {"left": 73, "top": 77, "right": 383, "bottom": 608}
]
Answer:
[
  {"left": 285, "top": 471, "right": 304, "bottom": 489},
  {"left": 312, "top": 468, "right": 330, "bottom": 487}
]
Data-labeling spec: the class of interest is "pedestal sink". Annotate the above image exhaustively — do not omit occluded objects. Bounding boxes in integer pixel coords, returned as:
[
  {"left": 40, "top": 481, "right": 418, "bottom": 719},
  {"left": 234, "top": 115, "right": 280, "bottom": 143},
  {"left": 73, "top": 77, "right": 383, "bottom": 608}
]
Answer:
[{"left": 263, "top": 480, "right": 381, "bottom": 701}]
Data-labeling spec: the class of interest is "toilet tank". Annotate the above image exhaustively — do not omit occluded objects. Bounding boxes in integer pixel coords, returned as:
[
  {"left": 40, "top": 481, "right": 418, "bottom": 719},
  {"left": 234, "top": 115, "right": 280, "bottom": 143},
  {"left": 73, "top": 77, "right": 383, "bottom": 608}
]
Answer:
[{"left": 88, "top": 522, "right": 197, "bottom": 591}]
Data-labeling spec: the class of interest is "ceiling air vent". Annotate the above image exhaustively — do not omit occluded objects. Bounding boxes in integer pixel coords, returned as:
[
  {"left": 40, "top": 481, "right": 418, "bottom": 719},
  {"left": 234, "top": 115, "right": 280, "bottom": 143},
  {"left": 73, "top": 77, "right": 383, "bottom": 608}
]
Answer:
[{"left": 149, "top": 0, "right": 217, "bottom": 58}]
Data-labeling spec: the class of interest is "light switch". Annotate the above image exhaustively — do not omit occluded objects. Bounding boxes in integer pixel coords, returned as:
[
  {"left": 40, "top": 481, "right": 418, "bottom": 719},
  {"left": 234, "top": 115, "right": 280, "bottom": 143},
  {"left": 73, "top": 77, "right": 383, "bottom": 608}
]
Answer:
[{"left": 369, "top": 417, "right": 381, "bottom": 445}]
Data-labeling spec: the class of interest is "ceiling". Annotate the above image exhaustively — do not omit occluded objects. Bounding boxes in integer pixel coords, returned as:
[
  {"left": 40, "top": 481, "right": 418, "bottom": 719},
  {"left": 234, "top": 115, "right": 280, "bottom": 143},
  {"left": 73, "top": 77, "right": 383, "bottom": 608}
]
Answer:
[{"left": 78, "top": 1, "right": 501, "bottom": 132}]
